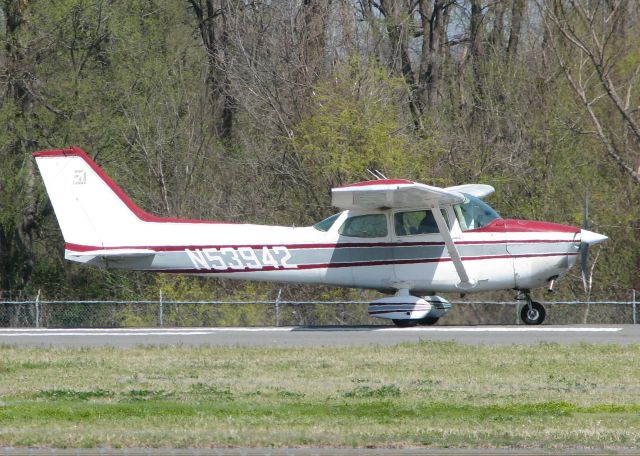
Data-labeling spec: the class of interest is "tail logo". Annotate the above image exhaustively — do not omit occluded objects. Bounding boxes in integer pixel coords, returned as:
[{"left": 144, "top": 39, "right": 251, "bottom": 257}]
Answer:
[{"left": 73, "top": 170, "right": 86, "bottom": 185}]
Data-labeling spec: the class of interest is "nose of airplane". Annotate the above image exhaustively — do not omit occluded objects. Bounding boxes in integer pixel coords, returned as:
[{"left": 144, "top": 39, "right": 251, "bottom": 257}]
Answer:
[{"left": 580, "top": 229, "right": 608, "bottom": 246}]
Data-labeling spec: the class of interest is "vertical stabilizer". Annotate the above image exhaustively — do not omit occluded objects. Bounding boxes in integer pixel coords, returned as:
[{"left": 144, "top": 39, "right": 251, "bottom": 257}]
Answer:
[{"left": 33, "top": 148, "right": 145, "bottom": 248}]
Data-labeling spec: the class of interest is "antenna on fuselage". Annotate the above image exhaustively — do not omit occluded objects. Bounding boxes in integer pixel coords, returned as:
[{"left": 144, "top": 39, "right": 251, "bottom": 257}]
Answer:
[{"left": 366, "top": 169, "right": 388, "bottom": 180}]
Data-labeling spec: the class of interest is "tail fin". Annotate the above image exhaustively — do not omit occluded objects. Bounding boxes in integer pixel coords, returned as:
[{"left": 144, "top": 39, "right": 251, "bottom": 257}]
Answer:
[
  {"left": 35, "top": 147, "right": 218, "bottom": 265},
  {"left": 33, "top": 147, "right": 153, "bottom": 248}
]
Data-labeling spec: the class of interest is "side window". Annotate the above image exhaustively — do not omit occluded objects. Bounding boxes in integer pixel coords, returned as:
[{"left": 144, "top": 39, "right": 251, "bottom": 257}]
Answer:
[
  {"left": 339, "top": 214, "right": 388, "bottom": 238},
  {"left": 454, "top": 204, "right": 474, "bottom": 231},
  {"left": 394, "top": 209, "right": 449, "bottom": 236}
]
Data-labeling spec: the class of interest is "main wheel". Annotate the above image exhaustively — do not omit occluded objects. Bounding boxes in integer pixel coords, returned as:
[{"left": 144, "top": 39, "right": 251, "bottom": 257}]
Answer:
[
  {"left": 392, "top": 319, "right": 418, "bottom": 327},
  {"left": 418, "top": 316, "right": 439, "bottom": 326},
  {"left": 520, "top": 301, "right": 546, "bottom": 325}
]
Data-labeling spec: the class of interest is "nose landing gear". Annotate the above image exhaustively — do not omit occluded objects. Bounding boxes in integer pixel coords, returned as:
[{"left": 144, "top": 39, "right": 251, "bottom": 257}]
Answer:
[{"left": 517, "top": 290, "right": 546, "bottom": 325}]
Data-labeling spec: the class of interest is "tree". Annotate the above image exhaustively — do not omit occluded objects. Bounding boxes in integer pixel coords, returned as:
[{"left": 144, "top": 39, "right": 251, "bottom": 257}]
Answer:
[
  {"left": 188, "top": 0, "right": 236, "bottom": 140},
  {"left": 539, "top": 0, "right": 640, "bottom": 184},
  {"left": 0, "top": 0, "right": 47, "bottom": 290}
]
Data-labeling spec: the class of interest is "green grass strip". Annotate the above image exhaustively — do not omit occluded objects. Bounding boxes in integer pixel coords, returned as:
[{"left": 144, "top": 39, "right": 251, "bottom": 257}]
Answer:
[{"left": 1, "top": 342, "right": 639, "bottom": 448}]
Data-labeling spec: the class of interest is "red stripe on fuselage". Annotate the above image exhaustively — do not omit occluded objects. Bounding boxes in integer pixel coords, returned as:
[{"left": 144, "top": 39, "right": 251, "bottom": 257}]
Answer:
[
  {"left": 142, "top": 252, "right": 577, "bottom": 274},
  {"left": 65, "top": 238, "right": 575, "bottom": 253}
]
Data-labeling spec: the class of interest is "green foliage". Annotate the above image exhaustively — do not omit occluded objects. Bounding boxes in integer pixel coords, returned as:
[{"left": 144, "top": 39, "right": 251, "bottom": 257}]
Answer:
[
  {"left": 0, "top": 0, "right": 639, "bottom": 310},
  {"left": 292, "top": 59, "right": 444, "bottom": 188}
]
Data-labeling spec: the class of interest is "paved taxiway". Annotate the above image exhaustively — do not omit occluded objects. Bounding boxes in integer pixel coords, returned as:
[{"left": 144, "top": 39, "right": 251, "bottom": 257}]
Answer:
[{"left": 0, "top": 325, "right": 638, "bottom": 347}]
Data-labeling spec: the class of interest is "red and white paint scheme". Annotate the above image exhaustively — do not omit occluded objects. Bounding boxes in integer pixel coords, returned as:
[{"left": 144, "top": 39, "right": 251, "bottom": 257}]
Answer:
[{"left": 33, "top": 147, "right": 608, "bottom": 325}]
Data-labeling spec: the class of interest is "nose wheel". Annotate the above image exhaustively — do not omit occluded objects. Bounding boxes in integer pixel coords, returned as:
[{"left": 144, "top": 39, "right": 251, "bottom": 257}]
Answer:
[{"left": 518, "top": 291, "right": 546, "bottom": 325}]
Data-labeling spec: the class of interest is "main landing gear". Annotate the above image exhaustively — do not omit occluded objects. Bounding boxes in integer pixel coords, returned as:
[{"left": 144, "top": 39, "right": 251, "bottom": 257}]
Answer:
[
  {"left": 392, "top": 316, "right": 439, "bottom": 327},
  {"left": 518, "top": 290, "right": 546, "bottom": 325}
]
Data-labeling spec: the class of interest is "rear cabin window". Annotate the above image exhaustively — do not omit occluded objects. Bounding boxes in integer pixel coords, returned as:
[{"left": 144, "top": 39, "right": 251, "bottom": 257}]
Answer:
[
  {"left": 339, "top": 214, "right": 388, "bottom": 238},
  {"left": 394, "top": 209, "right": 450, "bottom": 236},
  {"left": 313, "top": 212, "right": 342, "bottom": 232}
]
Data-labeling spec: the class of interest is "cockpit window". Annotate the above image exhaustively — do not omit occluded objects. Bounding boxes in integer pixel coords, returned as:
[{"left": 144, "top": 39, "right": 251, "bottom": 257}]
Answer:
[
  {"left": 313, "top": 212, "right": 342, "bottom": 232},
  {"left": 339, "top": 214, "right": 388, "bottom": 238},
  {"left": 394, "top": 209, "right": 450, "bottom": 236},
  {"left": 454, "top": 194, "right": 500, "bottom": 231}
]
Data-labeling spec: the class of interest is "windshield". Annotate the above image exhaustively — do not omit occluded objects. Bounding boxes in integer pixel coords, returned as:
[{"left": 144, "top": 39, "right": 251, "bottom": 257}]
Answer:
[
  {"left": 313, "top": 212, "right": 342, "bottom": 232},
  {"left": 453, "top": 194, "right": 500, "bottom": 231}
]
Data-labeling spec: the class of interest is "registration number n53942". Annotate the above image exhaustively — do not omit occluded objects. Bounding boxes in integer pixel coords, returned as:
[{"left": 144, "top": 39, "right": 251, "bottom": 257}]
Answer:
[{"left": 185, "top": 246, "right": 296, "bottom": 271}]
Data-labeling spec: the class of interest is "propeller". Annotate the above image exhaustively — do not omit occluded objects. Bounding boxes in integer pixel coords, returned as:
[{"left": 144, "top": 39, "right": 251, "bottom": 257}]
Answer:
[
  {"left": 581, "top": 195, "right": 589, "bottom": 293},
  {"left": 580, "top": 194, "right": 608, "bottom": 294}
]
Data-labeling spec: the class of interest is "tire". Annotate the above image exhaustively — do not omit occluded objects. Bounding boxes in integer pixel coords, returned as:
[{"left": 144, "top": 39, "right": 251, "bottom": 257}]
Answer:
[
  {"left": 392, "top": 319, "right": 418, "bottom": 328},
  {"left": 520, "top": 301, "right": 546, "bottom": 325},
  {"left": 418, "top": 317, "right": 439, "bottom": 326}
]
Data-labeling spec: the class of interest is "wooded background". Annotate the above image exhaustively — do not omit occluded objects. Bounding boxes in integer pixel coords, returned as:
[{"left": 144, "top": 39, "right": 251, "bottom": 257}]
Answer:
[{"left": 1, "top": 0, "right": 638, "bottom": 308}]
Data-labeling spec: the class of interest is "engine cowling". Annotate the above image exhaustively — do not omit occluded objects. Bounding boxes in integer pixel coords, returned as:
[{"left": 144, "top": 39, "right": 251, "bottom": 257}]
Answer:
[{"left": 368, "top": 294, "right": 451, "bottom": 321}]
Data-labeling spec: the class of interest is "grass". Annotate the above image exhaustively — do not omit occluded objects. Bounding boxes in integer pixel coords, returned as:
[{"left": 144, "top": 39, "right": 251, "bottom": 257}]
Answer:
[{"left": 0, "top": 341, "right": 639, "bottom": 448}]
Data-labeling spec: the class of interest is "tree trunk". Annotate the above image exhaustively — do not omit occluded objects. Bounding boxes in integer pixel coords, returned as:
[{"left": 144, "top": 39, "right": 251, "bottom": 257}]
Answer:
[
  {"left": 1, "top": 0, "right": 39, "bottom": 290},
  {"left": 188, "top": 0, "right": 236, "bottom": 140},
  {"left": 490, "top": 0, "right": 506, "bottom": 54},
  {"left": 302, "top": 0, "right": 330, "bottom": 83},
  {"left": 507, "top": 0, "right": 526, "bottom": 64},
  {"left": 468, "top": 0, "right": 485, "bottom": 116},
  {"left": 379, "top": 0, "right": 423, "bottom": 130},
  {"left": 418, "top": 0, "right": 448, "bottom": 108}
]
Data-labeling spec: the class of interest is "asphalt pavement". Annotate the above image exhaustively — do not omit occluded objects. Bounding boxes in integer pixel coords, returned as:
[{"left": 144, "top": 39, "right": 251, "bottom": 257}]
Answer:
[{"left": 0, "top": 325, "right": 638, "bottom": 347}]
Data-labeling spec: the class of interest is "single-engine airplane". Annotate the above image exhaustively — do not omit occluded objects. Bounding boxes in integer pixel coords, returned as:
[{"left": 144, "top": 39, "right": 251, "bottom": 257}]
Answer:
[{"left": 33, "top": 147, "right": 608, "bottom": 326}]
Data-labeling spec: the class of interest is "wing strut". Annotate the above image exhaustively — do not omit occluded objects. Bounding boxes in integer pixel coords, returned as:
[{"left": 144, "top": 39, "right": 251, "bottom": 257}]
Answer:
[{"left": 431, "top": 205, "right": 477, "bottom": 290}]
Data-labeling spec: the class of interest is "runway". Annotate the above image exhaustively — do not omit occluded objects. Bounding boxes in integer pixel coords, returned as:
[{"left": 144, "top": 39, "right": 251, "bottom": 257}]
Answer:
[{"left": 0, "top": 325, "right": 638, "bottom": 347}]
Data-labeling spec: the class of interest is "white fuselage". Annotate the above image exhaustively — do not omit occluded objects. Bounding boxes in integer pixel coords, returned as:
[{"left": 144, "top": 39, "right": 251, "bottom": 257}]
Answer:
[{"left": 66, "top": 209, "right": 580, "bottom": 294}]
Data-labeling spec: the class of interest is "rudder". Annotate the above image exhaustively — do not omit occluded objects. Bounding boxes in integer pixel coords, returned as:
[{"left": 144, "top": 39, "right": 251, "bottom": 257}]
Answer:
[{"left": 33, "top": 147, "right": 145, "bottom": 249}]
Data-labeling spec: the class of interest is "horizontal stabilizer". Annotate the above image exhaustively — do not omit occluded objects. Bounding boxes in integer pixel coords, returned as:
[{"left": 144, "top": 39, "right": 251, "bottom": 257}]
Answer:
[{"left": 66, "top": 249, "right": 156, "bottom": 260}]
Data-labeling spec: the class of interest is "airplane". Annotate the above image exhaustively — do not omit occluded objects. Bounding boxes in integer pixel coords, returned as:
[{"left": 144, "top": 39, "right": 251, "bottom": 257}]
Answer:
[{"left": 33, "top": 147, "right": 608, "bottom": 326}]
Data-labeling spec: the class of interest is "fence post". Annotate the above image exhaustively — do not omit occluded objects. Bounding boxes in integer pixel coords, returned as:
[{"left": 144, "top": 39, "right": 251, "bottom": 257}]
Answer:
[
  {"left": 159, "top": 289, "right": 164, "bottom": 327},
  {"left": 275, "top": 289, "right": 282, "bottom": 327},
  {"left": 633, "top": 290, "right": 637, "bottom": 325},
  {"left": 35, "top": 289, "right": 41, "bottom": 328}
]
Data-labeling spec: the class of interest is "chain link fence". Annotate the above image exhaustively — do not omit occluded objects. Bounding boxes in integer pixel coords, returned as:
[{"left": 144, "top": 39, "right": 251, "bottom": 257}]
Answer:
[{"left": 0, "top": 295, "right": 637, "bottom": 327}]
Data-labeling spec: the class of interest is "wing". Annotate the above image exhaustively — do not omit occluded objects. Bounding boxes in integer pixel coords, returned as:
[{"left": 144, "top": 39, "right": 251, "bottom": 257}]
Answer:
[
  {"left": 332, "top": 179, "right": 484, "bottom": 290},
  {"left": 331, "top": 179, "right": 466, "bottom": 210},
  {"left": 444, "top": 184, "right": 494, "bottom": 199}
]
